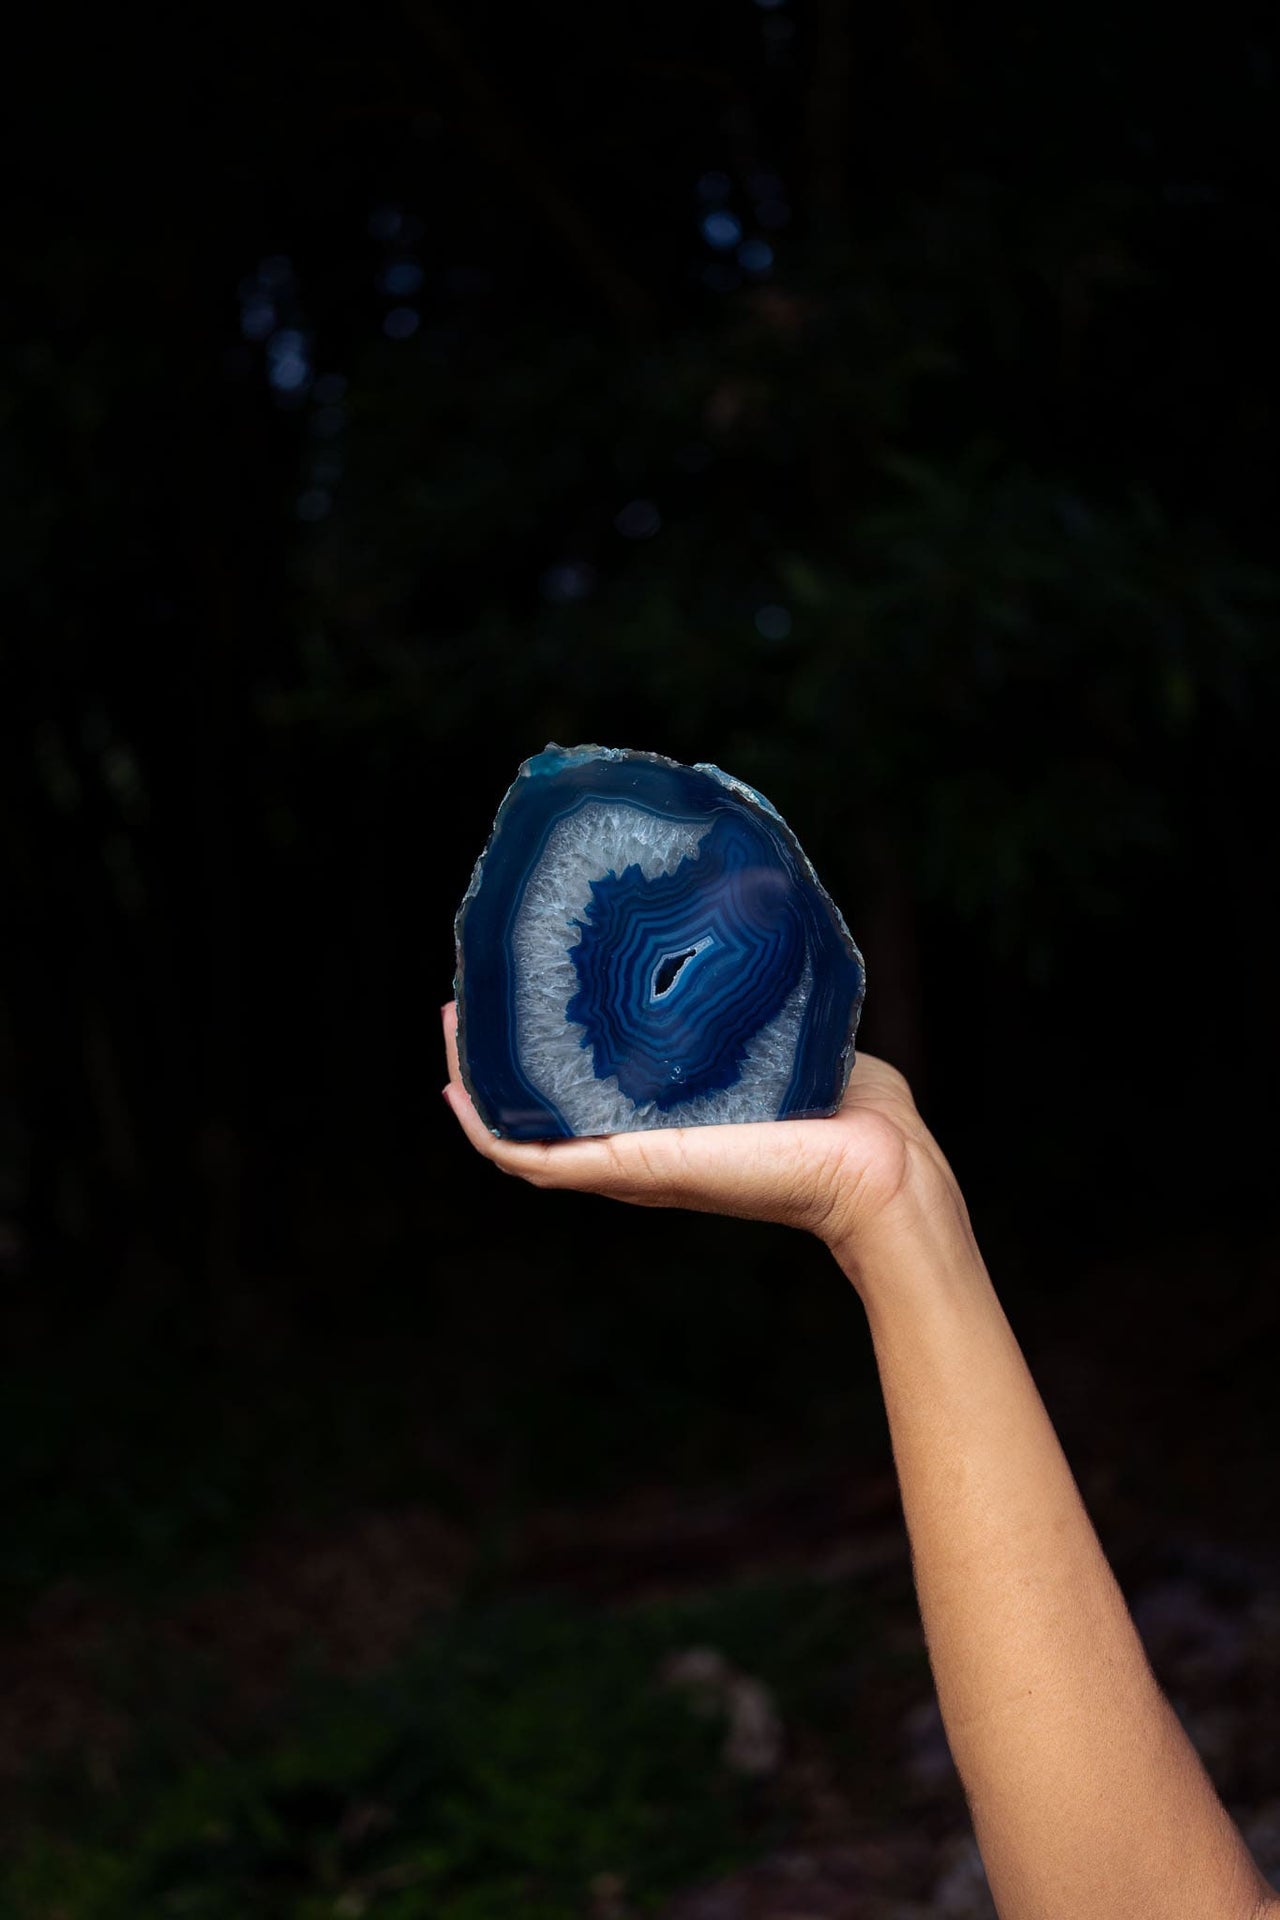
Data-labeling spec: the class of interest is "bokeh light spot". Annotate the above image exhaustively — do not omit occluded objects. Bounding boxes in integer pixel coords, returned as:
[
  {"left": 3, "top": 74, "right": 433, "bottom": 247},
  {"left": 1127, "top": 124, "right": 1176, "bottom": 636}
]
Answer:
[
  {"left": 755, "top": 604, "right": 792, "bottom": 641},
  {"left": 267, "top": 329, "right": 311, "bottom": 393},
  {"left": 542, "top": 561, "right": 598, "bottom": 604},
  {"left": 240, "top": 299, "right": 276, "bottom": 341},
  {"left": 381, "top": 260, "right": 425, "bottom": 296},
  {"left": 614, "top": 500, "right": 662, "bottom": 540},
  {"left": 701, "top": 210, "right": 743, "bottom": 251},
  {"left": 384, "top": 307, "right": 421, "bottom": 340},
  {"left": 738, "top": 238, "right": 774, "bottom": 274}
]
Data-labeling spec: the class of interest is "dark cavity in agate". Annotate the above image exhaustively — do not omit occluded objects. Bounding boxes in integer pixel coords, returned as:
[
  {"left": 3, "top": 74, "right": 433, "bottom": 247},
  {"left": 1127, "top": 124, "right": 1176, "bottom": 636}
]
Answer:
[{"left": 652, "top": 943, "right": 705, "bottom": 999}]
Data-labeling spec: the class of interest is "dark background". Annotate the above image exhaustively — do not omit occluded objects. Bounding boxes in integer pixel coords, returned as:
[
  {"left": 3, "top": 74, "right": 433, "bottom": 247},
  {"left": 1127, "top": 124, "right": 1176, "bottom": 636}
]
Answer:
[{"left": 2, "top": 3, "right": 1278, "bottom": 1914}]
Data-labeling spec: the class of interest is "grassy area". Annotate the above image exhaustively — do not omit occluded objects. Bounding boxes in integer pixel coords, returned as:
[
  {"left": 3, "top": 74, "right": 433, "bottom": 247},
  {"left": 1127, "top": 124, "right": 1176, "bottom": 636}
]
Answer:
[{"left": 4, "top": 1574, "right": 922, "bottom": 1920}]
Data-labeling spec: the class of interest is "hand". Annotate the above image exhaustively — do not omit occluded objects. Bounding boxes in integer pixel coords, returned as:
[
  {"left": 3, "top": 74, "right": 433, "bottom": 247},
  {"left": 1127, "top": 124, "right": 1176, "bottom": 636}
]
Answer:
[{"left": 441, "top": 1002, "right": 966, "bottom": 1269}]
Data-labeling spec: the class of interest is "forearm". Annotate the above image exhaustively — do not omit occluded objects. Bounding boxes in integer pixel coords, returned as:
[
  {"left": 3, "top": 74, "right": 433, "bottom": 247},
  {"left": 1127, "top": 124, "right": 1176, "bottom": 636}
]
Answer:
[{"left": 833, "top": 1174, "right": 1273, "bottom": 1920}]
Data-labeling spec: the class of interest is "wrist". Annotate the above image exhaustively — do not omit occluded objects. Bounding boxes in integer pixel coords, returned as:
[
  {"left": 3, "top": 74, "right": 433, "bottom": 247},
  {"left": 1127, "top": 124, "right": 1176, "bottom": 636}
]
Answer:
[{"left": 825, "top": 1150, "right": 986, "bottom": 1311}]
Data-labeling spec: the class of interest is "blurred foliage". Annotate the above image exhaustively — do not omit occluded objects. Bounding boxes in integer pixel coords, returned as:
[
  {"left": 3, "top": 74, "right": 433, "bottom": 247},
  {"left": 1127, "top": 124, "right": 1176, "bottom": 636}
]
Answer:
[
  {"left": 3, "top": 0, "right": 1279, "bottom": 1273},
  {"left": 4, "top": 1577, "right": 896, "bottom": 1919}
]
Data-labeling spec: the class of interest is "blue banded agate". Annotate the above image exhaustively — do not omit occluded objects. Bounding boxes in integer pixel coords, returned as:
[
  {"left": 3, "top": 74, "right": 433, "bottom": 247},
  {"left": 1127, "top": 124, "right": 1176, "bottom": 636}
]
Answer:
[{"left": 453, "top": 745, "right": 865, "bottom": 1140}]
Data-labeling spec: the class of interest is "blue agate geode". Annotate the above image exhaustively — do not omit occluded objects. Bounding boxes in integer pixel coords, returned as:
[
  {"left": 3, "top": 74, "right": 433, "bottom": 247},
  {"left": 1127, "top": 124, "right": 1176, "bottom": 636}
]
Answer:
[{"left": 453, "top": 744, "right": 865, "bottom": 1140}]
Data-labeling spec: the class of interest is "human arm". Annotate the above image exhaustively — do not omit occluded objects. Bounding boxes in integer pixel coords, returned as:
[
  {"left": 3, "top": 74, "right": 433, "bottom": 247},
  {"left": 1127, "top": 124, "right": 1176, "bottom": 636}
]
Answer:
[
  {"left": 829, "top": 1174, "right": 1277, "bottom": 1920},
  {"left": 441, "top": 1004, "right": 1278, "bottom": 1920}
]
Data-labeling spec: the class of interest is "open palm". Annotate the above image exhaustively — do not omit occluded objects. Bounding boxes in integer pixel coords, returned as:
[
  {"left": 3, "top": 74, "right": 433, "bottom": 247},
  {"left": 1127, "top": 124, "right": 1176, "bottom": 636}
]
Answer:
[{"left": 442, "top": 1002, "right": 955, "bottom": 1254}]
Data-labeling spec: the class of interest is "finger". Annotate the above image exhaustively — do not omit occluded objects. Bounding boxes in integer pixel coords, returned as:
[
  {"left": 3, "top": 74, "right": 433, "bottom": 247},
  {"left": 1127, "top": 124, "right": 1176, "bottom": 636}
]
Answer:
[
  {"left": 441, "top": 1000, "right": 642, "bottom": 1190},
  {"left": 846, "top": 1049, "right": 909, "bottom": 1092},
  {"left": 441, "top": 1074, "right": 504, "bottom": 1156},
  {"left": 440, "top": 1001, "right": 515, "bottom": 1160},
  {"left": 445, "top": 1083, "right": 648, "bottom": 1193},
  {"left": 839, "top": 1049, "right": 919, "bottom": 1122},
  {"left": 442, "top": 998, "right": 464, "bottom": 1090}
]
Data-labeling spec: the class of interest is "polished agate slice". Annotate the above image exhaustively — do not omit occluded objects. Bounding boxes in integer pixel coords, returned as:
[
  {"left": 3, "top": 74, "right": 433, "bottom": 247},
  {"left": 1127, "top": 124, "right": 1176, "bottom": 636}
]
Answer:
[{"left": 454, "top": 744, "right": 865, "bottom": 1140}]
